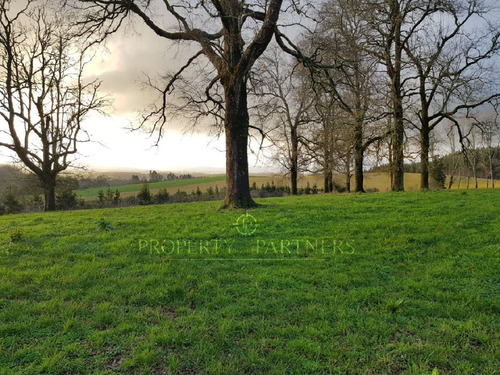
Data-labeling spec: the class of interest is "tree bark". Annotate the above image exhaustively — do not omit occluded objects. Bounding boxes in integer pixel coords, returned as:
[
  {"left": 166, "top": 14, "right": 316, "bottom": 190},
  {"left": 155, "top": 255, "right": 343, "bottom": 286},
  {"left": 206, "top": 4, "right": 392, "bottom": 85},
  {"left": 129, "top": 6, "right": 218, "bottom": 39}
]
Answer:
[
  {"left": 388, "top": 1, "right": 405, "bottom": 192},
  {"left": 354, "top": 121, "right": 365, "bottom": 193},
  {"left": 391, "top": 95, "right": 405, "bottom": 191},
  {"left": 489, "top": 154, "right": 495, "bottom": 188},
  {"left": 41, "top": 175, "right": 57, "bottom": 211},
  {"left": 324, "top": 169, "right": 333, "bottom": 193},
  {"left": 222, "top": 77, "right": 256, "bottom": 208},
  {"left": 345, "top": 151, "right": 351, "bottom": 193},
  {"left": 420, "top": 124, "right": 430, "bottom": 190},
  {"left": 290, "top": 127, "right": 298, "bottom": 195}
]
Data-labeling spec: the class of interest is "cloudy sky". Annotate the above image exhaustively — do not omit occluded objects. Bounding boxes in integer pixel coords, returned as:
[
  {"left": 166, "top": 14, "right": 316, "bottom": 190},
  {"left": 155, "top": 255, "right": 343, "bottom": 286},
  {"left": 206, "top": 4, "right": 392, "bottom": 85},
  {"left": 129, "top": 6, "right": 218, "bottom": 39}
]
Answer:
[
  {"left": 0, "top": 12, "right": 270, "bottom": 173},
  {"left": 74, "top": 20, "right": 274, "bottom": 173}
]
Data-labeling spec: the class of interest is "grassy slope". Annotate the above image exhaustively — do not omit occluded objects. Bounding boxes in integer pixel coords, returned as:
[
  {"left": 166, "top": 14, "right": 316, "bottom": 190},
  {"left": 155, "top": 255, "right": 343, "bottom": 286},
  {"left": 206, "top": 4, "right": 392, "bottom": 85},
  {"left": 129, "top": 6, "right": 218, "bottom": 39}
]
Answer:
[
  {"left": 75, "top": 173, "right": 498, "bottom": 199},
  {"left": 0, "top": 190, "right": 499, "bottom": 374}
]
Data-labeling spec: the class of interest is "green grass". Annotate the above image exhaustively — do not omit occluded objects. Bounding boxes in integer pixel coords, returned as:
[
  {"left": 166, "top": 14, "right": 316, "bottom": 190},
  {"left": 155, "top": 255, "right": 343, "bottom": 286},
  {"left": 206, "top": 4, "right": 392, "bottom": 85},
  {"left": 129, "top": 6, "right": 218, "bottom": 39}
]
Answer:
[
  {"left": 75, "top": 176, "right": 226, "bottom": 198},
  {"left": 0, "top": 190, "right": 499, "bottom": 374}
]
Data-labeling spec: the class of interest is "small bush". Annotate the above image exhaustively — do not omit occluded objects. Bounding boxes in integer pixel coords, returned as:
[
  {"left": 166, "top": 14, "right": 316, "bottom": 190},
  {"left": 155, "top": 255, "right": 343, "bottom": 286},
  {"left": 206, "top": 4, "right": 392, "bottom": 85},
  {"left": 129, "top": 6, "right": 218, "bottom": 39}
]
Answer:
[
  {"left": 97, "top": 190, "right": 105, "bottom": 207},
  {"left": 95, "top": 218, "right": 115, "bottom": 231},
  {"left": 2, "top": 191, "right": 23, "bottom": 214},
  {"left": 431, "top": 157, "right": 446, "bottom": 189},
  {"left": 155, "top": 188, "right": 169, "bottom": 204},
  {"left": 112, "top": 189, "right": 121, "bottom": 205},
  {"left": 56, "top": 189, "right": 78, "bottom": 210},
  {"left": 173, "top": 189, "right": 188, "bottom": 202},
  {"left": 304, "top": 182, "right": 312, "bottom": 195},
  {"left": 137, "top": 183, "right": 152, "bottom": 205}
]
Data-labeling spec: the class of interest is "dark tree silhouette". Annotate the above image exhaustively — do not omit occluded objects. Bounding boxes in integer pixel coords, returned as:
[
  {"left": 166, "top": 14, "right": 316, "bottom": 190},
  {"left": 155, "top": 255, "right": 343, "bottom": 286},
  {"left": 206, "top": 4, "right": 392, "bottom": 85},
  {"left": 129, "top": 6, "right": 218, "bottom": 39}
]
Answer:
[
  {"left": 0, "top": 1, "right": 106, "bottom": 211},
  {"left": 68, "top": 0, "right": 292, "bottom": 208}
]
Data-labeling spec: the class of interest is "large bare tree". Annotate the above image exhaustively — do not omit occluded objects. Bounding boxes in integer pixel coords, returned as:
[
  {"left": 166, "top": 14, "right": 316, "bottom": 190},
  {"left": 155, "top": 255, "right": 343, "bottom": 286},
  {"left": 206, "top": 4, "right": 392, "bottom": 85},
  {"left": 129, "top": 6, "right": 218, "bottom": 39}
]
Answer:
[
  {"left": 404, "top": 0, "right": 500, "bottom": 189},
  {"left": 365, "top": 0, "right": 451, "bottom": 191},
  {"left": 251, "top": 49, "right": 315, "bottom": 195},
  {"left": 306, "top": 0, "right": 388, "bottom": 193},
  {"left": 0, "top": 1, "right": 106, "bottom": 211},
  {"left": 67, "top": 0, "right": 292, "bottom": 208}
]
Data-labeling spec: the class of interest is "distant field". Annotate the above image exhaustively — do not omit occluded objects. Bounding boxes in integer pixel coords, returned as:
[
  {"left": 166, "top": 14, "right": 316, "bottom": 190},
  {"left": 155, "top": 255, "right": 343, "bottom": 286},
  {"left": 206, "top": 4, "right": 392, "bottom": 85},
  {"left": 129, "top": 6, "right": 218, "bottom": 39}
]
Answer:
[
  {"left": 75, "top": 172, "right": 499, "bottom": 199},
  {"left": 1, "top": 190, "right": 498, "bottom": 374},
  {"left": 75, "top": 176, "right": 227, "bottom": 198}
]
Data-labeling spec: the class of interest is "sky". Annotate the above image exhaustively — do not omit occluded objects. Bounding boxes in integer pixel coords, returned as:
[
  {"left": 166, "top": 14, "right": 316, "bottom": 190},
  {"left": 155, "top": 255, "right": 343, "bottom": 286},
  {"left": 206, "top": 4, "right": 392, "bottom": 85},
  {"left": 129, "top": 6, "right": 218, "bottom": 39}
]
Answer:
[{"left": 0, "top": 11, "right": 272, "bottom": 173}]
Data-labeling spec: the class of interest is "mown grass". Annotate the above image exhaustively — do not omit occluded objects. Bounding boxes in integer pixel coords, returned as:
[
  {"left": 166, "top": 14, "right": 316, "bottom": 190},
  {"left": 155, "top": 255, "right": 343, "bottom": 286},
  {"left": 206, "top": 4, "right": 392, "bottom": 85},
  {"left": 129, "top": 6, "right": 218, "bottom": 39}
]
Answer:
[{"left": 0, "top": 190, "right": 499, "bottom": 374}]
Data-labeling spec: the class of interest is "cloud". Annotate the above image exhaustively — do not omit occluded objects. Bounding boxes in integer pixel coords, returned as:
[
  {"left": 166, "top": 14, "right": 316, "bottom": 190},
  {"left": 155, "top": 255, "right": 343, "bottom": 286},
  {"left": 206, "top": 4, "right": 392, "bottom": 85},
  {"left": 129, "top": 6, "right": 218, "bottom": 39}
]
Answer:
[{"left": 84, "top": 20, "right": 192, "bottom": 118}]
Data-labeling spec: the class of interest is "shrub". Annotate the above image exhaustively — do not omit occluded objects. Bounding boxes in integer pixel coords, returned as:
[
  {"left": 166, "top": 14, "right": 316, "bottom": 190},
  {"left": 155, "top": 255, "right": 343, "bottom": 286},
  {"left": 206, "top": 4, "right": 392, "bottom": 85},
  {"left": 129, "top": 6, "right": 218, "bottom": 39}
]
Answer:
[
  {"left": 304, "top": 182, "right": 312, "bottom": 195},
  {"left": 137, "top": 183, "right": 152, "bottom": 205},
  {"left": 95, "top": 218, "right": 115, "bottom": 231},
  {"left": 112, "top": 189, "right": 121, "bottom": 205},
  {"left": 173, "top": 189, "right": 188, "bottom": 202},
  {"left": 431, "top": 157, "right": 447, "bottom": 189},
  {"left": 97, "top": 190, "right": 105, "bottom": 207},
  {"left": 56, "top": 189, "right": 78, "bottom": 210},
  {"left": 155, "top": 188, "right": 170, "bottom": 204},
  {"left": 106, "top": 187, "right": 114, "bottom": 202},
  {"left": 2, "top": 191, "right": 23, "bottom": 214}
]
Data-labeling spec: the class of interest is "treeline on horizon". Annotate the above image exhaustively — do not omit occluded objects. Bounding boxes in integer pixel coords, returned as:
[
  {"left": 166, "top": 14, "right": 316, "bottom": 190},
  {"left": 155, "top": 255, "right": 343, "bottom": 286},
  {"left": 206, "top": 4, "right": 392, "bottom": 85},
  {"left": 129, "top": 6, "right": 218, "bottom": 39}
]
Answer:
[{"left": 0, "top": 167, "right": 194, "bottom": 194}]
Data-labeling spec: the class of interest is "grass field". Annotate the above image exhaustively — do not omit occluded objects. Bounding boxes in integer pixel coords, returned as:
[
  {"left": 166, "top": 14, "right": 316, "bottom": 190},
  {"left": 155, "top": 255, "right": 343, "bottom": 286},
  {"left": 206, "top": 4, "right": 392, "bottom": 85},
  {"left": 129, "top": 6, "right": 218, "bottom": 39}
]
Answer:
[
  {"left": 75, "top": 173, "right": 498, "bottom": 199},
  {"left": 75, "top": 176, "right": 227, "bottom": 198},
  {"left": 1, "top": 190, "right": 499, "bottom": 374}
]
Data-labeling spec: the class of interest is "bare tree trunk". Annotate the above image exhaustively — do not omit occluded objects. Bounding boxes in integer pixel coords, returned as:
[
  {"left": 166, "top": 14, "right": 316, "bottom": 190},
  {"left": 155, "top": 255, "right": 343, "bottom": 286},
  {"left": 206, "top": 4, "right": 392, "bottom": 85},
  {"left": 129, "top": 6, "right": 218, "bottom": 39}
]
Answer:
[
  {"left": 420, "top": 124, "right": 430, "bottom": 190},
  {"left": 392, "top": 103, "right": 405, "bottom": 191},
  {"left": 354, "top": 122, "right": 365, "bottom": 193},
  {"left": 345, "top": 152, "right": 351, "bottom": 193},
  {"left": 388, "top": 137, "right": 394, "bottom": 187},
  {"left": 354, "top": 153, "right": 364, "bottom": 193},
  {"left": 324, "top": 168, "right": 333, "bottom": 193},
  {"left": 389, "top": 2, "right": 405, "bottom": 192},
  {"left": 489, "top": 154, "right": 495, "bottom": 188},
  {"left": 41, "top": 175, "right": 57, "bottom": 211},
  {"left": 448, "top": 175, "right": 454, "bottom": 190},
  {"left": 290, "top": 127, "right": 298, "bottom": 195},
  {"left": 223, "top": 78, "right": 255, "bottom": 208}
]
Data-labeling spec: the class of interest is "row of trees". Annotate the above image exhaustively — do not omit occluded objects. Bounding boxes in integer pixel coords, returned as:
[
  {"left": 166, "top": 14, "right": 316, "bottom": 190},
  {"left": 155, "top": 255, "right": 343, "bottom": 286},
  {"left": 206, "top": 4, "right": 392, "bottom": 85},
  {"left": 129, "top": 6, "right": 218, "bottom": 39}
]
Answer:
[
  {"left": 1, "top": 0, "right": 499, "bottom": 211},
  {"left": 249, "top": 0, "right": 500, "bottom": 195}
]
